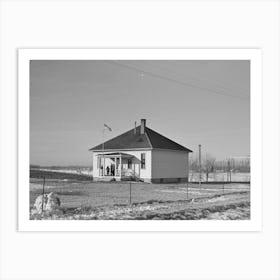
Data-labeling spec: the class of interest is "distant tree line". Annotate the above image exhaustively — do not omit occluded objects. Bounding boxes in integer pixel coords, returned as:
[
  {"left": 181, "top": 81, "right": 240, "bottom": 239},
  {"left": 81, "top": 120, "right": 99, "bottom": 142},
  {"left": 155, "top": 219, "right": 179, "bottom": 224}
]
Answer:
[{"left": 189, "top": 154, "right": 250, "bottom": 175}]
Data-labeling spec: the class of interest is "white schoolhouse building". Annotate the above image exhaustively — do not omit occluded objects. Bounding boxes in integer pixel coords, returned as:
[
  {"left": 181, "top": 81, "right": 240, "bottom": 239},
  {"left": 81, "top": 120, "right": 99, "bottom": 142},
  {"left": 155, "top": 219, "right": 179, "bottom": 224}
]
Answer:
[{"left": 90, "top": 119, "right": 192, "bottom": 183}]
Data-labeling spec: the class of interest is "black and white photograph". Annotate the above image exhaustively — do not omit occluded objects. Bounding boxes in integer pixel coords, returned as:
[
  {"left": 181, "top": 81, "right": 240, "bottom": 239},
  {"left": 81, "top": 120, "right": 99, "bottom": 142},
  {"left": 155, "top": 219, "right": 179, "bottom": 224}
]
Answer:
[
  {"left": 2, "top": 1, "right": 280, "bottom": 280},
  {"left": 28, "top": 57, "right": 251, "bottom": 221}
]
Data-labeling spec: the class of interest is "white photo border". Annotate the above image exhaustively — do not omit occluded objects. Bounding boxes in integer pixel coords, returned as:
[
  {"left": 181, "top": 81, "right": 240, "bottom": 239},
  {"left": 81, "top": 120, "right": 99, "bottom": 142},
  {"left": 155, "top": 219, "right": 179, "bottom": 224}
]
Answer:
[{"left": 18, "top": 48, "right": 262, "bottom": 232}]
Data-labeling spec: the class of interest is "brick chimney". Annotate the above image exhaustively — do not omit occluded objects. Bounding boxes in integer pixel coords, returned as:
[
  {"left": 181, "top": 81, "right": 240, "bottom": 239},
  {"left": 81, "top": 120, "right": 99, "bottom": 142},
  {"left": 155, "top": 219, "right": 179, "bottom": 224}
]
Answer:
[{"left": 140, "top": 119, "right": 146, "bottom": 134}]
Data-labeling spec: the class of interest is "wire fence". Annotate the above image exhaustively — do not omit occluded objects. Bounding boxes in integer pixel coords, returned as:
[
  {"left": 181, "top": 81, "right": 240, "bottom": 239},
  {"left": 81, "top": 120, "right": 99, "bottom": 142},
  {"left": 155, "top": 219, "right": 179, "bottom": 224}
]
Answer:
[
  {"left": 189, "top": 171, "right": 250, "bottom": 183},
  {"left": 30, "top": 177, "right": 250, "bottom": 210}
]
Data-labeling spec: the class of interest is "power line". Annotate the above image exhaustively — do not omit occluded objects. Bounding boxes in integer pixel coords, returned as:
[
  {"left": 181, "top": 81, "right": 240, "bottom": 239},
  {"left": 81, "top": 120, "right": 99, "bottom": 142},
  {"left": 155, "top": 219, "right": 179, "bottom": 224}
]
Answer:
[
  {"left": 113, "top": 60, "right": 249, "bottom": 100},
  {"left": 111, "top": 61, "right": 249, "bottom": 100},
  {"left": 146, "top": 61, "right": 249, "bottom": 97}
]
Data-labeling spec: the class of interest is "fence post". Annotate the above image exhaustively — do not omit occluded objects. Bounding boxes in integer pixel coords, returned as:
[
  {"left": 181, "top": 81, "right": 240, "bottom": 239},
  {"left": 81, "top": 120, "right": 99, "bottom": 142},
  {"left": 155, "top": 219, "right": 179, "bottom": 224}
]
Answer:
[
  {"left": 129, "top": 181, "right": 132, "bottom": 205},
  {"left": 42, "top": 176, "right": 45, "bottom": 213},
  {"left": 186, "top": 181, "right": 189, "bottom": 200},
  {"left": 198, "top": 144, "right": 202, "bottom": 190}
]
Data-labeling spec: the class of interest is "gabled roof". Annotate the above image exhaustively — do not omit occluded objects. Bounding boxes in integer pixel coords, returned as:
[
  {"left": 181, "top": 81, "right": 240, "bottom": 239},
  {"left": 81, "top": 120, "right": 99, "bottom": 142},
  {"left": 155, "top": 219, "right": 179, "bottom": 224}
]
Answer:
[
  {"left": 90, "top": 125, "right": 192, "bottom": 152},
  {"left": 145, "top": 127, "right": 192, "bottom": 152}
]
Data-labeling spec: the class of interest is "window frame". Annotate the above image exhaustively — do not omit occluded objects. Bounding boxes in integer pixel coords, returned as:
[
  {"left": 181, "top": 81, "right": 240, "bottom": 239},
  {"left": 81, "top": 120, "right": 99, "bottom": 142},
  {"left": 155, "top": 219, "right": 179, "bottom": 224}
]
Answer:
[{"left": 141, "top": 153, "right": 146, "bottom": 169}]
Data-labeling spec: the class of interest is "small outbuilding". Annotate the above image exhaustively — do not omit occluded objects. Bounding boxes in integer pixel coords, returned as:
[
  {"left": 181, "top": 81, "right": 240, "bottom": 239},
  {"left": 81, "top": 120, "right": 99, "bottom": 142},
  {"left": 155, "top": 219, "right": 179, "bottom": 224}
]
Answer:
[{"left": 89, "top": 119, "right": 192, "bottom": 183}]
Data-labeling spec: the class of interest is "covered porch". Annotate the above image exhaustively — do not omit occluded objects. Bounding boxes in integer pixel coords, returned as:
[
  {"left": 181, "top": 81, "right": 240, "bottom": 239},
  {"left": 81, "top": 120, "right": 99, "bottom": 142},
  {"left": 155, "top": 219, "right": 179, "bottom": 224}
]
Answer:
[{"left": 96, "top": 152, "right": 140, "bottom": 180}]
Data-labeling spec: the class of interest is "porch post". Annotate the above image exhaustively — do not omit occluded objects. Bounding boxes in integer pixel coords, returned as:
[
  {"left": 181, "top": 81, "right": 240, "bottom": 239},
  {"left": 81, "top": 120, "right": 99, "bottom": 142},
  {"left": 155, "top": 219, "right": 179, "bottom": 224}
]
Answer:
[
  {"left": 114, "top": 156, "right": 117, "bottom": 177},
  {"left": 119, "top": 155, "right": 122, "bottom": 179},
  {"left": 98, "top": 156, "right": 101, "bottom": 176},
  {"left": 103, "top": 155, "right": 105, "bottom": 176}
]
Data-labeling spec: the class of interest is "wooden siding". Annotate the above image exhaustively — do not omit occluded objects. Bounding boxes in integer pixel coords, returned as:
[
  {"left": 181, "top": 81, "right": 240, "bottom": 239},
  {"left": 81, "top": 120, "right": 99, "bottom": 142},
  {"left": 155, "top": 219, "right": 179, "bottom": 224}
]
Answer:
[{"left": 151, "top": 149, "right": 189, "bottom": 179}]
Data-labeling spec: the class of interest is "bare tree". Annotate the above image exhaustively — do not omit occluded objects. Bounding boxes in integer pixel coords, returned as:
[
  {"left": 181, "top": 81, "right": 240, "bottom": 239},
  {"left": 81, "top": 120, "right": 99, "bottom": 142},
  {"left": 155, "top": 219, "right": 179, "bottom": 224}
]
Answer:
[
  {"left": 203, "top": 154, "right": 216, "bottom": 182},
  {"left": 188, "top": 154, "right": 199, "bottom": 182},
  {"left": 189, "top": 154, "right": 199, "bottom": 172}
]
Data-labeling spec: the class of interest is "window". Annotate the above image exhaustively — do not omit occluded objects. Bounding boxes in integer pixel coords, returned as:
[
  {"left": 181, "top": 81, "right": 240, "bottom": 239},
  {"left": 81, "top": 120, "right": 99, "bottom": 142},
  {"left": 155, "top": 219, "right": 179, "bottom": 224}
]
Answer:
[
  {"left": 141, "top": 153, "right": 146, "bottom": 169},
  {"left": 128, "top": 159, "right": 132, "bottom": 169}
]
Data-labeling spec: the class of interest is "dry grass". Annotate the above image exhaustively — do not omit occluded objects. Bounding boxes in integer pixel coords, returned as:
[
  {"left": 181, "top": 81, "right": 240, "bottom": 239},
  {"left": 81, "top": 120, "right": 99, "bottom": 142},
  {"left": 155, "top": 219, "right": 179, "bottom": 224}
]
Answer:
[{"left": 30, "top": 178, "right": 250, "bottom": 220}]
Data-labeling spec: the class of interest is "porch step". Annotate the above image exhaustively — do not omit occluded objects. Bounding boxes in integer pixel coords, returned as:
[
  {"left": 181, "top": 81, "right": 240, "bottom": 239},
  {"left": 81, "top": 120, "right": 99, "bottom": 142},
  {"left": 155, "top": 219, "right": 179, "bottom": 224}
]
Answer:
[
  {"left": 94, "top": 175, "right": 140, "bottom": 182},
  {"left": 96, "top": 177, "right": 116, "bottom": 182}
]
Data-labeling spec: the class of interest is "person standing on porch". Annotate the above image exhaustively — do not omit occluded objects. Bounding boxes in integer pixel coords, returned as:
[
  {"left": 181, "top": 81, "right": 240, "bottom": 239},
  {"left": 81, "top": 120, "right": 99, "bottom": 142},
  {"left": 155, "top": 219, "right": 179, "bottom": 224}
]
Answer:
[{"left": 111, "top": 164, "right": 115, "bottom": 176}]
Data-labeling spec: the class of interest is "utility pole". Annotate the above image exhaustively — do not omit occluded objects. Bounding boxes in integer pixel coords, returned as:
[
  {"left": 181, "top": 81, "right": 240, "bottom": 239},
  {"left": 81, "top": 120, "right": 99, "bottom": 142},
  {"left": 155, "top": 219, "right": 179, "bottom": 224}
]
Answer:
[{"left": 198, "top": 144, "right": 202, "bottom": 189}]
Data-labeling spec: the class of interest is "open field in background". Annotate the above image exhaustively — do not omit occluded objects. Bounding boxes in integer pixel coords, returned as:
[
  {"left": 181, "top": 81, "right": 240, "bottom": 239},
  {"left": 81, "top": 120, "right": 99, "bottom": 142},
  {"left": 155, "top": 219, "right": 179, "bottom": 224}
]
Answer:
[
  {"left": 30, "top": 167, "right": 250, "bottom": 182},
  {"left": 30, "top": 169, "right": 92, "bottom": 181},
  {"left": 30, "top": 170, "right": 250, "bottom": 220}
]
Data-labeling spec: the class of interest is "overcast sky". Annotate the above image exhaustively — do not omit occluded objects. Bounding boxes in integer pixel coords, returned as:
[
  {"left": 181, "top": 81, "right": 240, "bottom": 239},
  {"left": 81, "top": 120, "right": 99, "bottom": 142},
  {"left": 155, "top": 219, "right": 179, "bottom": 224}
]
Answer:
[{"left": 30, "top": 60, "right": 250, "bottom": 166}]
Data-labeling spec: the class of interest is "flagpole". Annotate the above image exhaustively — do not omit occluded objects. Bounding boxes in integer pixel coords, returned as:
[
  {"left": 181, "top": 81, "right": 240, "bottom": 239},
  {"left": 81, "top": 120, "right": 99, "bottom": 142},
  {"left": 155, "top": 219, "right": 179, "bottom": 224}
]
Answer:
[
  {"left": 102, "top": 124, "right": 112, "bottom": 177},
  {"left": 102, "top": 127, "right": 105, "bottom": 176}
]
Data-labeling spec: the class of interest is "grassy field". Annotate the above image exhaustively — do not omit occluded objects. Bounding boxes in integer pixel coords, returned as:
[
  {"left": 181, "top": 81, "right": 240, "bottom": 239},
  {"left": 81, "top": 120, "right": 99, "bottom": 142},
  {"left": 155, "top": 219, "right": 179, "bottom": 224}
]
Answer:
[
  {"left": 30, "top": 175, "right": 250, "bottom": 220},
  {"left": 30, "top": 169, "right": 92, "bottom": 181}
]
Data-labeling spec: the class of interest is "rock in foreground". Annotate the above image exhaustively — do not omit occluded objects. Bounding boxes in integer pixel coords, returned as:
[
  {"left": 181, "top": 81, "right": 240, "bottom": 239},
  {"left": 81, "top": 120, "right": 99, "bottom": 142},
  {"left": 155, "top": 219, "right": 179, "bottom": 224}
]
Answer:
[{"left": 33, "top": 192, "right": 61, "bottom": 214}]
